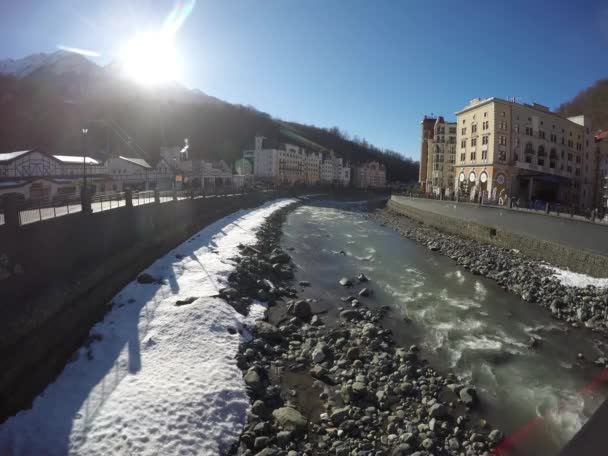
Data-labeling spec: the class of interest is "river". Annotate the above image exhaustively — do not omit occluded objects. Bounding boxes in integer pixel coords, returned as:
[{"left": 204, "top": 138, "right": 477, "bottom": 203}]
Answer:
[{"left": 281, "top": 201, "right": 608, "bottom": 456}]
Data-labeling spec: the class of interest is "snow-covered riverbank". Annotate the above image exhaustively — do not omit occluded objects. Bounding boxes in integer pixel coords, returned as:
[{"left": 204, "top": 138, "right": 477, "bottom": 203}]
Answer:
[{"left": 0, "top": 198, "right": 298, "bottom": 456}]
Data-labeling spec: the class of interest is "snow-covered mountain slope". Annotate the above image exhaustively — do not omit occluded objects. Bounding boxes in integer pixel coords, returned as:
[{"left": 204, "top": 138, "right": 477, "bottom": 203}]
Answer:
[{"left": 0, "top": 50, "right": 99, "bottom": 78}]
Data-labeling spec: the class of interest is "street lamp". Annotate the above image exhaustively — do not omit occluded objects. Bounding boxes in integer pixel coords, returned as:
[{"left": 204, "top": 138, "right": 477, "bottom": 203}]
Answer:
[{"left": 81, "top": 128, "right": 89, "bottom": 211}]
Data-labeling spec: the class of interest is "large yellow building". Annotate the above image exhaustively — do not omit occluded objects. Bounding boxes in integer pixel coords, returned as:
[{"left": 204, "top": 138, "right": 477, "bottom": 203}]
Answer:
[
  {"left": 454, "top": 98, "right": 596, "bottom": 209},
  {"left": 419, "top": 116, "right": 456, "bottom": 195}
]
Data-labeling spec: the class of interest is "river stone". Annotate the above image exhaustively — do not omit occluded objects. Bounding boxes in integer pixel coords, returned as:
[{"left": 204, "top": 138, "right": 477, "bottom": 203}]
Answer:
[
  {"left": 270, "top": 252, "right": 290, "bottom": 264},
  {"left": 488, "top": 429, "right": 504, "bottom": 443},
  {"left": 255, "top": 321, "right": 282, "bottom": 342},
  {"left": 293, "top": 300, "right": 312, "bottom": 321},
  {"left": 428, "top": 403, "right": 447, "bottom": 418},
  {"left": 391, "top": 443, "right": 411, "bottom": 455},
  {"left": 251, "top": 400, "right": 268, "bottom": 417},
  {"left": 254, "top": 436, "right": 269, "bottom": 450},
  {"left": 312, "top": 346, "right": 326, "bottom": 363},
  {"left": 339, "top": 277, "right": 353, "bottom": 287},
  {"left": 310, "top": 365, "right": 327, "bottom": 379},
  {"left": 272, "top": 407, "right": 308, "bottom": 433},
  {"left": 352, "top": 381, "right": 367, "bottom": 396},
  {"left": 340, "top": 310, "right": 360, "bottom": 321},
  {"left": 358, "top": 287, "right": 371, "bottom": 297},
  {"left": 346, "top": 347, "right": 360, "bottom": 360},
  {"left": 330, "top": 407, "right": 350, "bottom": 425},
  {"left": 244, "top": 369, "right": 262, "bottom": 391},
  {"left": 459, "top": 387, "right": 478, "bottom": 406},
  {"left": 276, "top": 430, "right": 292, "bottom": 446},
  {"left": 356, "top": 273, "right": 369, "bottom": 282}
]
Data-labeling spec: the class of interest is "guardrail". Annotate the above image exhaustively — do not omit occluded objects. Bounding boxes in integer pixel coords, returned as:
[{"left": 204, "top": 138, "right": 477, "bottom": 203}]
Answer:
[{"left": 0, "top": 185, "right": 274, "bottom": 228}]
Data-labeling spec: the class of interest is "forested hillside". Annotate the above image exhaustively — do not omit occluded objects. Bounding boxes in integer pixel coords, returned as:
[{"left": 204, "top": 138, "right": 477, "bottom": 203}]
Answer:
[
  {"left": 0, "top": 73, "right": 418, "bottom": 182},
  {"left": 556, "top": 79, "right": 608, "bottom": 132}
]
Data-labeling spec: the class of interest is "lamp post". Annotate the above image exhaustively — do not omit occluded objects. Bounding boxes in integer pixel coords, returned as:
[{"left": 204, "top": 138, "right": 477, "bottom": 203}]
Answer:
[{"left": 81, "top": 127, "right": 90, "bottom": 212}]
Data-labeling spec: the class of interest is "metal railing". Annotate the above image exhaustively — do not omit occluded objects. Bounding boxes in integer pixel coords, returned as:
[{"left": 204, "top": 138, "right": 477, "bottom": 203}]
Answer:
[
  {"left": 2, "top": 185, "right": 275, "bottom": 227},
  {"left": 91, "top": 191, "right": 127, "bottom": 213},
  {"left": 17, "top": 194, "right": 83, "bottom": 225},
  {"left": 397, "top": 191, "right": 608, "bottom": 225}
]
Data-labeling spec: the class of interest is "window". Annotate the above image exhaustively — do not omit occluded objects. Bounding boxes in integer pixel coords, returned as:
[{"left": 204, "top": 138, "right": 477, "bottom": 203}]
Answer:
[
  {"left": 449, "top": 127, "right": 456, "bottom": 134},
  {"left": 481, "top": 150, "right": 488, "bottom": 160},
  {"left": 568, "top": 139, "right": 574, "bottom": 148},
  {"left": 575, "top": 155, "right": 581, "bottom": 164},
  {"left": 471, "top": 138, "right": 477, "bottom": 146},
  {"left": 501, "top": 111, "right": 506, "bottom": 117},
  {"left": 470, "top": 152, "right": 476, "bottom": 161},
  {"left": 482, "top": 121, "right": 489, "bottom": 130},
  {"left": 575, "top": 168, "right": 581, "bottom": 176},
  {"left": 567, "top": 165, "right": 572, "bottom": 173},
  {"left": 550, "top": 133, "right": 557, "bottom": 142},
  {"left": 461, "top": 139, "right": 466, "bottom": 148},
  {"left": 472, "top": 124, "right": 477, "bottom": 133},
  {"left": 482, "top": 135, "right": 489, "bottom": 145},
  {"left": 538, "top": 158, "right": 545, "bottom": 166},
  {"left": 461, "top": 127, "right": 467, "bottom": 135},
  {"left": 515, "top": 124, "right": 519, "bottom": 133},
  {"left": 525, "top": 127, "right": 533, "bottom": 136},
  {"left": 460, "top": 153, "right": 466, "bottom": 161},
  {"left": 539, "top": 131, "right": 545, "bottom": 139},
  {"left": 538, "top": 145, "right": 545, "bottom": 157},
  {"left": 567, "top": 152, "right": 573, "bottom": 161},
  {"left": 499, "top": 135, "right": 507, "bottom": 146}
]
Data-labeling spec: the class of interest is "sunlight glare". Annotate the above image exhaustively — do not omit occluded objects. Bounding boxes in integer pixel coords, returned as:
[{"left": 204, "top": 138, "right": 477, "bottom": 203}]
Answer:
[{"left": 120, "top": 32, "right": 182, "bottom": 86}]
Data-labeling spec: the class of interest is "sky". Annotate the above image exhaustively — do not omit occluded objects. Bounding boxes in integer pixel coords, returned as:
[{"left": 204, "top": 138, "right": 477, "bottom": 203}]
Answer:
[{"left": 1, "top": 0, "right": 608, "bottom": 159}]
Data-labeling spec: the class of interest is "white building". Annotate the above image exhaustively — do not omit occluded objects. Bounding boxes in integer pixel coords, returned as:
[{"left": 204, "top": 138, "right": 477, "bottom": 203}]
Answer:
[
  {"left": 320, "top": 151, "right": 351, "bottom": 186},
  {"left": 0, "top": 149, "right": 110, "bottom": 199},
  {"left": 354, "top": 161, "right": 387, "bottom": 188},
  {"left": 105, "top": 156, "right": 153, "bottom": 191}
]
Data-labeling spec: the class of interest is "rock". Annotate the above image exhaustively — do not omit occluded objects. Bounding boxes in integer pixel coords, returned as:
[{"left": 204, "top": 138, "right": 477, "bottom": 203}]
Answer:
[
  {"left": 293, "top": 300, "right": 312, "bottom": 321},
  {"left": 312, "top": 346, "right": 326, "bottom": 364},
  {"left": 428, "top": 403, "right": 447, "bottom": 418},
  {"left": 255, "top": 321, "right": 282, "bottom": 342},
  {"left": 254, "top": 436, "right": 269, "bottom": 450},
  {"left": 488, "top": 429, "right": 504, "bottom": 443},
  {"left": 352, "top": 381, "right": 367, "bottom": 396},
  {"left": 270, "top": 252, "right": 290, "bottom": 264},
  {"left": 137, "top": 273, "right": 158, "bottom": 284},
  {"left": 346, "top": 347, "right": 360, "bottom": 361},
  {"left": 310, "top": 315, "right": 323, "bottom": 326},
  {"left": 447, "top": 437, "right": 460, "bottom": 450},
  {"left": 219, "top": 287, "right": 239, "bottom": 299},
  {"left": 244, "top": 369, "right": 263, "bottom": 392},
  {"left": 299, "top": 280, "right": 311, "bottom": 287},
  {"left": 459, "top": 387, "right": 478, "bottom": 407},
  {"left": 251, "top": 400, "right": 268, "bottom": 417},
  {"left": 340, "top": 310, "right": 360, "bottom": 321},
  {"left": 310, "top": 365, "right": 328, "bottom": 379},
  {"left": 391, "top": 443, "right": 411, "bottom": 455},
  {"left": 358, "top": 288, "right": 371, "bottom": 297},
  {"left": 330, "top": 407, "right": 350, "bottom": 425},
  {"left": 356, "top": 273, "right": 369, "bottom": 282},
  {"left": 272, "top": 407, "right": 308, "bottom": 433},
  {"left": 175, "top": 296, "right": 197, "bottom": 306},
  {"left": 422, "top": 437, "right": 433, "bottom": 449},
  {"left": 362, "top": 323, "right": 378, "bottom": 338},
  {"left": 528, "top": 337, "right": 541, "bottom": 349},
  {"left": 276, "top": 430, "right": 292, "bottom": 446},
  {"left": 339, "top": 277, "right": 353, "bottom": 287}
]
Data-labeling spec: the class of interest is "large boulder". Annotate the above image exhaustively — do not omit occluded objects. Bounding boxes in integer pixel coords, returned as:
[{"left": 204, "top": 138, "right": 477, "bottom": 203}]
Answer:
[
  {"left": 459, "top": 387, "right": 478, "bottom": 407},
  {"left": 255, "top": 321, "right": 282, "bottom": 342},
  {"left": 293, "top": 300, "right": 312, "bottom": 321},
  {"left": 272, "top": 407, "right": 308, "bottom": 433}
]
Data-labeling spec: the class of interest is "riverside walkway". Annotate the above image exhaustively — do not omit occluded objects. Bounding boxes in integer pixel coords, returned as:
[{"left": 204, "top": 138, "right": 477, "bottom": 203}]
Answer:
[{"left": 391, "top": 196, "right": 608, "bottom": 258}]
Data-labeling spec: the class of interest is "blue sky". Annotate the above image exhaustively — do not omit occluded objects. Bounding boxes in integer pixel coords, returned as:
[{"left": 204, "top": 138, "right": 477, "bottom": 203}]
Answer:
[{"left": 1, "top": 0, "right": 608, "bottom": 159}]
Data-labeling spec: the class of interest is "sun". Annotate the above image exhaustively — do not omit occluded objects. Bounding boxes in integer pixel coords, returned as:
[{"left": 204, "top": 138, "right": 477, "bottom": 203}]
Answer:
[{"left": 120, "top": 31, "right": 183, "bottom": 86}]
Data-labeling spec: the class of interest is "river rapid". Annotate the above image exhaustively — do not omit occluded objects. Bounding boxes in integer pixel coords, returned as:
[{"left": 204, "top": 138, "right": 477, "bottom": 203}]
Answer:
[{"left": 281, "top": 201, "right": 608, "bottom": 456}]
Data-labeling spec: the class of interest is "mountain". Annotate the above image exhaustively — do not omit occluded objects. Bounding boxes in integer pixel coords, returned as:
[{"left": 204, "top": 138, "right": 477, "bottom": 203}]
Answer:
[
  {"left": 0, "top": 50, "right": 99, "bottom": 78},
  {"left": 0, "top": 51, "right": 419, "bottom": 182},
  {"left": 556, "top": 79, "right": 608, "bottom": 133}
]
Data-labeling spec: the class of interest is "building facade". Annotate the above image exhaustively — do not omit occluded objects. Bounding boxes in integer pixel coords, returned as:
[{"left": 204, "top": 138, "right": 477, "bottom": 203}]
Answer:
[
  {"left": 595, "top": 130, "right": 608, "bottom": 211},
  {"left": 421, "top": 117, "right": 457, "bottom": 195},
  {"left": 454, "top": 98, "right": 596, "bottom": 209},
  {"left": 354, "top": 161, "right": 387, "bottom": 188},
  {"left": 419, "top": 117, "right": 436, "bottom": 191}
]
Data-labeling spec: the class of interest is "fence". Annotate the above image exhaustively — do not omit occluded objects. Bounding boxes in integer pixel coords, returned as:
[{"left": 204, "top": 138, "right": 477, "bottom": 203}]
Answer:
[
  {"left": 397, "top": 191, "right": 608, "bottom": 225},
  {"left": 1, "top": 184, "right": 271, "bottom": 228}
]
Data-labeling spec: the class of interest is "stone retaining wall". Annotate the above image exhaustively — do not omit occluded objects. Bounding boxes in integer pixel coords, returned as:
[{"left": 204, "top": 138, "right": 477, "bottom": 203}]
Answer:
[{"left": 387, "top": 197, "right": 608, "bottom": 277}]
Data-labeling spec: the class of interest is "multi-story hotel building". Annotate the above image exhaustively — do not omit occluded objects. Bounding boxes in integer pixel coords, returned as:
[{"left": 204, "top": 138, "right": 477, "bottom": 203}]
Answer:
[
  {"left": 354, "top": 161, "right": 387, "bottom": 188},
  {"left": 454, "top": 98, "right": 596, "bottom": 209},
  {"left": 419, "top": 116, "right": 456, "bottom": 195}
]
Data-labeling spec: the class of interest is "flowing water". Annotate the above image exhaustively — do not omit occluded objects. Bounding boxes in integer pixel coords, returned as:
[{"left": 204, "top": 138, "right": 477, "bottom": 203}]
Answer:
[{"left": 281, "top": 201, "right": 608, "bottom": 456}]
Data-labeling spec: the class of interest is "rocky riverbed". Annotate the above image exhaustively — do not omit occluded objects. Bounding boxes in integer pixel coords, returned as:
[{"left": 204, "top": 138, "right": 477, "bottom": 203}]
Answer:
[
  {"left": 222, "top": 204, "right": 502, "bottom": 456},
  {"left": 372, "top": 207, "right": 608, "bottom": 361}
]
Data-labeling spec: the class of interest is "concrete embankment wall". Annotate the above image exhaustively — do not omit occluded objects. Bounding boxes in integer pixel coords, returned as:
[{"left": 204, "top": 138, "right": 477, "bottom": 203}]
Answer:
[
  {"left": 386, "top": 197, "right": 608, "bottom": 277},
  {"left": 0, "top": 191, "right": 291, "bottom": 421}
]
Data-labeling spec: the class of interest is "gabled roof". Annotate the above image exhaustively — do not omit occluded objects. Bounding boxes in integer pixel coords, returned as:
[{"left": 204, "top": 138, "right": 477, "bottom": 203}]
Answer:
[
  {"left": 53, "top": 155, "right": 101, "bottom": 165},
  {"left": 0, "top": 149, "right": 37, "bottom": 163},
  {"left": 117, "top": 156, "right": 152, "bottom": 169}
]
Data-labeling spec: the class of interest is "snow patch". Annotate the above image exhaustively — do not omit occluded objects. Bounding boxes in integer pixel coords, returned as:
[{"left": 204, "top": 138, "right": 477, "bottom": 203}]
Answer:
[
  {"left": 0, "top": 198, "right": 297, "bottom": 456},
  {"left": 548, "top": 267, "right": 608, "bottom": 289}
]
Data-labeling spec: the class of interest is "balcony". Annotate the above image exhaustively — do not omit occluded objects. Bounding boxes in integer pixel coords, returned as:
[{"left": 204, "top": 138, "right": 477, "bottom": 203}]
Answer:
[{"left": 514, "top": 160, "right": 571, "bottom": 178}]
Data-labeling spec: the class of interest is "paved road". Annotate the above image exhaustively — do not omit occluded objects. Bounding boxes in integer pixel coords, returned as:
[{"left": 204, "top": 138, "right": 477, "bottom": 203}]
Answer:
[{"left": 392, "top": 196, "right": 608, "bottom": 258}]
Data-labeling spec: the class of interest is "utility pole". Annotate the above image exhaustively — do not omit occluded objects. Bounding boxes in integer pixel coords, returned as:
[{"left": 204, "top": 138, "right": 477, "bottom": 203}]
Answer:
[{"left": 81, "top": 127, "right": 90, "bottom": 212}]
